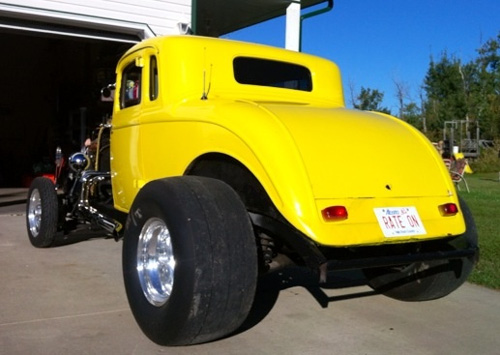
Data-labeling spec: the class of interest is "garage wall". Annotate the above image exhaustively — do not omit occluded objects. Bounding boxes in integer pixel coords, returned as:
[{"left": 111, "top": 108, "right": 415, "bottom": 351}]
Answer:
[{"left": 0, "top": 0, "right": 192, "bottom": 36}]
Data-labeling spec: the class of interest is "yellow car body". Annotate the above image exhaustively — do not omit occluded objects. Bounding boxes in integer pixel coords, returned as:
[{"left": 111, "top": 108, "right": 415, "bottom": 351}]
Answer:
[{"left": 110, "top": 35, "right": 464, "bottom": 248}]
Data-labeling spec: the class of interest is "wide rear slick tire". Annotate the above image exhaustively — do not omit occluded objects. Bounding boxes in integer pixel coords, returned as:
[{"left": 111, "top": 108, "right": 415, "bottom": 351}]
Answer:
[
  {"left": 122, "top": 176, "right": 258, "bottom": 345},
  {"left": 363, "top": 197, "right": 478, "bottom": 301},
  {"left": 26, "top": 177, "right": 59, "bottom": 248}
]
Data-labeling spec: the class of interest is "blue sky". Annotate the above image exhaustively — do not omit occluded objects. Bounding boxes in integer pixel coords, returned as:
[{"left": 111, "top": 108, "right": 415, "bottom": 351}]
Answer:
[{"left": 223, "top": 0, "right": 500, "bottom": 114}]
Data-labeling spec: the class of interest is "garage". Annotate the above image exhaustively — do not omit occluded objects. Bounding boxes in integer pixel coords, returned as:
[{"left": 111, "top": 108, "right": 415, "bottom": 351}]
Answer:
[
  {"left": 0, "top": 0, "right": 178, "bottom": 187},
  {"left": 0, "top": 30, "right": 135, "bottom": 186}
]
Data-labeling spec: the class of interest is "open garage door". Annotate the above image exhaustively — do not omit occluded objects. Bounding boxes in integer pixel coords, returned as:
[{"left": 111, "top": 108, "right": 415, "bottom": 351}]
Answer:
[
  {"left": 0, "top": 13, "right": 140, "bottom": 186},
  {"left": 0, "top": 2, "right": 154, "bottom": 42},
  {"left": 0, "top": 15, "right": 142, "bottom": 43}
]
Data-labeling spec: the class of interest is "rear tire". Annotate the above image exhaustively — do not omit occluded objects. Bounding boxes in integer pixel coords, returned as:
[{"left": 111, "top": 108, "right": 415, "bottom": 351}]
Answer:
[
  {"left": 363, "top": 197, "right": 478, "bottom": 301},
  {"left": 26, "top": 177, "right": 59, "bottom": 248},
  {"left": 122, "top": 176, "right": 257, "bottom": 345}
]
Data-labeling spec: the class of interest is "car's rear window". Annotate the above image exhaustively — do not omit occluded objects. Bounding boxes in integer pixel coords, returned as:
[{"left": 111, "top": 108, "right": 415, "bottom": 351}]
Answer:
[{"left": 233, "top": 57, "right": 312, "bottom": 92}]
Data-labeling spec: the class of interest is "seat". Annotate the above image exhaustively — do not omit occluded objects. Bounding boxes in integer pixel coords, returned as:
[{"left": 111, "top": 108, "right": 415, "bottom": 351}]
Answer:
[{"left": 449, "top": 158, "right": 470, "bottom": 192}]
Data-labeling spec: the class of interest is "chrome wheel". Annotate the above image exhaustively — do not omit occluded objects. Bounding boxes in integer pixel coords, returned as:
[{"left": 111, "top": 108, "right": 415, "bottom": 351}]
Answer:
[
  {"left": 137, "top": 217, "right": 175, "bottom": 307},
  {"left": 27, "top": 189, "right": 42, "bottom": 238},
  {"left": 122, "top": 177, "right": 257, "bottom": 345},
  {"left": 26, "top": 177, "right": 58, "bottom": 248}
]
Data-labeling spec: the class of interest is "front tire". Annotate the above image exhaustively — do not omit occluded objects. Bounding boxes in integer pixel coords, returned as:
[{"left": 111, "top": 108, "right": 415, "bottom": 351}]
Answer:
[
  {"left": 363, "top": 197, "right": 478, "bottom": 301},
  {"left": 26, "top": 177, "right": 59, "bottom": 248},
  {"left": 122, "top": 176, "right": 257, "bottom": 345}
]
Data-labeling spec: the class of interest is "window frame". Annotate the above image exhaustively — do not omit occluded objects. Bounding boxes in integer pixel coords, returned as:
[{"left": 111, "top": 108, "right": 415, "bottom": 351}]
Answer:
[
  {"left": 149, "top": 55, "right": 159, "bottom": 101},
  {"left": 120, "top": 61, "right": 142, "bottom": 109}
]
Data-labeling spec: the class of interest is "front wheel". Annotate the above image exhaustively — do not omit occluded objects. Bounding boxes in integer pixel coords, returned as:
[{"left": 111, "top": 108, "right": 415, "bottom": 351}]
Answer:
[
  {"left": 363, "top": 197, "right": 478, "bottom": 301},
  {"left": 26, "top": 177, "right": 59, "bottom": 247},
  {"left": 122, "top": 176, "right": 258, "bottom": 345}
]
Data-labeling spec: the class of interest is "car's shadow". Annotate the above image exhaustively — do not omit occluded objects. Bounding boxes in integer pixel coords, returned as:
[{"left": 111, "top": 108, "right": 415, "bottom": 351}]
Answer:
[
  {"left": 234, "top": 266, "right": 377, "bottom": 336},
  {"left": 52, "top": 227, "right": 115, "bottom": 247}
]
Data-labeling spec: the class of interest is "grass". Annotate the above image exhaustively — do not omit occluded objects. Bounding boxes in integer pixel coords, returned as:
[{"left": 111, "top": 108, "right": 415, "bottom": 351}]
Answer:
[{"left": 458, "top": 172, "right": 500, "bottom": 289}]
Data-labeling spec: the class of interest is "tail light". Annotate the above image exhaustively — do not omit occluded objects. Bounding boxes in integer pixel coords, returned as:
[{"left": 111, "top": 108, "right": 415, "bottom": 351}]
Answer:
[
  {"left": 322, "top": 206, "right": 348, "bottom": 221},
  {"left": 440, "top": 203, "right": 459, "bottom": 216}
]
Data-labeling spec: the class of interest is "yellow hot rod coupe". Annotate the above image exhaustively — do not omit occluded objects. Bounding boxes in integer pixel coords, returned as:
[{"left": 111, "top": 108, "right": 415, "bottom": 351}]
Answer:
[{"left": 26, "top": 35, "right": 478, "bottom": 346}]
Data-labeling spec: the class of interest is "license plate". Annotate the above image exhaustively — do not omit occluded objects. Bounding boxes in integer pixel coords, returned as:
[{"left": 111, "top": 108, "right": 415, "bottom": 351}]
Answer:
[{"left": 374, "top": 207, "right": 427, "bottom": 237}]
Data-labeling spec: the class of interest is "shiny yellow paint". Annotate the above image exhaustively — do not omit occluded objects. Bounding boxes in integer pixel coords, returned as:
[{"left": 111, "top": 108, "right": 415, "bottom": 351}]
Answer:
[{"left": 110, "top": 35, "right": 465, "bottom": 247}]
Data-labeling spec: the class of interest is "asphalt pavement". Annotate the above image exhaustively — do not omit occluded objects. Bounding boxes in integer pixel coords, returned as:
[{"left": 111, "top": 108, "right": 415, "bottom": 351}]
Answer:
[{"left": 1, "top": 196, "right": 499, "bottom": 355}]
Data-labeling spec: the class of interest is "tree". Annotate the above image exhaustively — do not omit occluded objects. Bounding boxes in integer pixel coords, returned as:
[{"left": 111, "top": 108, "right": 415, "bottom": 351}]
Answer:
[
  {"left": 423, "top": 52, "right": 468, "bottom": 134},
  {"left": 353, "top": 86, "right": 390, "bottom": 114},
  {"left": 402, "top": 102, "right": 423, "bottom": 130},
  {"left": 417, "top": 87, "right": 427, "bottom": 133},
  {"left": 393, "top": 77, "right": 410, "bottom": 120},
  {"left": 421, "top": 32, "right": 500, "bottom": 140},
  {"left": 475, "top": 33, "right": 500, "bottom": 138}
]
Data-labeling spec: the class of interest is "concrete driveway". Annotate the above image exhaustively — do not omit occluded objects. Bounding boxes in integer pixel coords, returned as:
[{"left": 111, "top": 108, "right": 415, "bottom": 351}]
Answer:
[{"left": 1, "top": 206, "right": 499, "bottom": 355}]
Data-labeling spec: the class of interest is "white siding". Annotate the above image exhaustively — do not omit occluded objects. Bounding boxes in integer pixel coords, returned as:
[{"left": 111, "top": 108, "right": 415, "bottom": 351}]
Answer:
[{"left": 0, "top": 0, "right": 192, "bottom": 36}]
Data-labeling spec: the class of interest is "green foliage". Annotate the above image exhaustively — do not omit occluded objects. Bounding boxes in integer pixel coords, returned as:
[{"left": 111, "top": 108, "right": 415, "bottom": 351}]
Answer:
[
  {"left": 423, "top": 53, "right": 469, "bottom": 133},
  {"left": 421, "top": 33, "right": 500, "bottom": 139},
  {"left": 475, "top": 34, "right": 500, "bottom": 139},
  {"left": 353, "top": 87, "right": 391, "bottom": 114},
  {"left": 460, "top": 173, "right": 500, "bottom": 289},
  {"left": 469, "top": 146, "right": 500, "bottom": 173},
  {"left": 402, "top": 102, "right": 423, "bottom": 129}
]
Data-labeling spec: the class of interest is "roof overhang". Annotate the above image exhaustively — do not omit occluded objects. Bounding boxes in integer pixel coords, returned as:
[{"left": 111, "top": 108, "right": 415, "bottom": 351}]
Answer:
[{"left": 192, "top": 0, "right": 328, "bottom": 37}]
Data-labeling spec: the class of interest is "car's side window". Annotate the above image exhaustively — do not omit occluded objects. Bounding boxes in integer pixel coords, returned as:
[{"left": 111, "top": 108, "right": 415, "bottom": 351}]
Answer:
[
  {"left": 121, "top": 61, "right": 142, "bottom": 108},
  {"left": 150, "top": 56, "right": 159, "bottom": 101}
]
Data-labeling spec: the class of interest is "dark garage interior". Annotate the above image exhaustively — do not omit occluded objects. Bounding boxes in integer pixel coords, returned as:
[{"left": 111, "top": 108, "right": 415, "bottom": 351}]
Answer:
[{"left": 0, "top": 31, "right": 132, "bottom": 187}]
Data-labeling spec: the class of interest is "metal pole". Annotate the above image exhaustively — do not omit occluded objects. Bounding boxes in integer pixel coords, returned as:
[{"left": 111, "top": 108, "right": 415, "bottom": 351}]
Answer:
[
  {"left": 299, "top": 0, "right": 334, "bottom": 51},
  {"left": 450, "top": 124, "right": 455, "bottom": 156}
]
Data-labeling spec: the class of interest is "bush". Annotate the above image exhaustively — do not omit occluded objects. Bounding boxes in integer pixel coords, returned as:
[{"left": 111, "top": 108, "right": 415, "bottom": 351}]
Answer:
[{"left": 470, "top": 146, "right": 500, "bottom": 173}]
